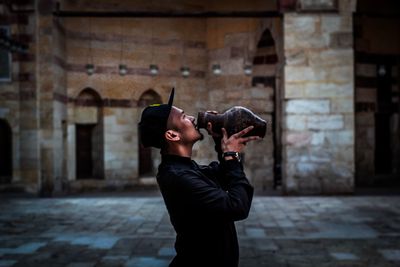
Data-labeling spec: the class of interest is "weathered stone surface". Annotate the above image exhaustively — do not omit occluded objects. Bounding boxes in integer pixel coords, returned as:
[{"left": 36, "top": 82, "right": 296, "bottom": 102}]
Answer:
[
  {"left": 329, "top": 32, "right": 353, "bottom": 49},
  {"left": 285, "top": 83, "right": 305, "bottom": 98},
  {"left": 331, "top": 98, "right": 354, "bottom": 113},
  {"left": 285, "top": 115, "right": 308, "bottom": 131},
  {"left": 285, "top": 66, "right": 327, "bottom": 83},
  {"left": 325, "top": 130, "right": 354, "bottom": 145},
  {"left": 286, "top": 99, "right": 330, "bottom": 114},
  {"left": 285, "top": 132, "right": 312, "bottom": 147},
  {"left": 321, "top": 15, "right": 342, "bottom": 33},
  {"left": 309, "top": 49, "right": 353, "bottom": 67},
  {"left": 307, "top": 115, "right": 344, "bottom": 130}
]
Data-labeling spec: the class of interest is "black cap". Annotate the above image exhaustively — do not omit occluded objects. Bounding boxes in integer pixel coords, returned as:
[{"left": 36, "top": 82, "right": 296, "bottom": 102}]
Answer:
[{"left": 138, "top": 88, "right": 175, "bottom": 148}]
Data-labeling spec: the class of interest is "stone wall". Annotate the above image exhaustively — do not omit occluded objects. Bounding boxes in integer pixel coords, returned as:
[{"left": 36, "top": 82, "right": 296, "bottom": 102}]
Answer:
[
  {"left": 2, "top": 0, "right": 379, "bottom": 195},
  {"left": 63, "top": 16, "right": 208, "bottom": 189},
  {"left": 282, "top": 0, "right": 356, "bottom": 194},
  {"left": 0, "top": 2, "right": 39, "bottom": 193},
  {"left": 204, "top": 17, "right": 283, "bottom": 191}
]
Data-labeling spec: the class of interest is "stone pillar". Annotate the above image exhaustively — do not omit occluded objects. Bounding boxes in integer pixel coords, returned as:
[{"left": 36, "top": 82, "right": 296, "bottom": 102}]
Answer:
[
  {"left": 36, "top": 0, "right": 65, "bottom": 196},
  {"left": 282, "top": 0, "right": 357, "bottom": 194},
  {"left": 16, "top": 6, "right": 40, "bottom": 193}
]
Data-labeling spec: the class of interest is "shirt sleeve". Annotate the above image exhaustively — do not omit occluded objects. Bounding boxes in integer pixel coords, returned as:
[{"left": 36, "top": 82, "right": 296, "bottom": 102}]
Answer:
[{"left": 177, "top": 160, "right": 254, "bottom": 222}]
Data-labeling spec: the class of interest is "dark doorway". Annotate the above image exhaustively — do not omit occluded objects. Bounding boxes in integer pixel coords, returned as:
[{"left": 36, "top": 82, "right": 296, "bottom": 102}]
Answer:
[
  {"left": 375, "top": 64, "right": 392, "bottom": 174},
  {"left": 76, "top": 124, "right": 95, "bottom": 179},
  {"left": 139, "top": 143, "right": 152, "bottom": 175},
  {"left": 354, "top": 0, "right": 400, "bottom": 190},
  {"left": 0, "top": 119, "right": 12, "bottom": 183}
]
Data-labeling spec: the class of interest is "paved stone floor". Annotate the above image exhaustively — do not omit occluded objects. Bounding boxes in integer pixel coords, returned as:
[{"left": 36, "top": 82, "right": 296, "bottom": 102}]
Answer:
[{"left": 1, "top": 193, "right": 400, "bottom": 267}]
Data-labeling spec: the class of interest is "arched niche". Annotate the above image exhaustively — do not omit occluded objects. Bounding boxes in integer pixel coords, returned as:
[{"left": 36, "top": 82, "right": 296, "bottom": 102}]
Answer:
[
  {"left": 74, "top": 88, "right": 104, "bottom": 179},
  {"left": 250, "top": 26, "right": 282, "bottom": 191}
]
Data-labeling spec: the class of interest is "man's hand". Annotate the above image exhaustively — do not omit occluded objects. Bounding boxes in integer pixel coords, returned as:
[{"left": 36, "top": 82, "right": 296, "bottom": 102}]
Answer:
[
  {"left": 221, "top": 126, "right": 261, "bottom": 154},
  {"left": 206, "top": 122, "right": 222, "bottom": 139}
]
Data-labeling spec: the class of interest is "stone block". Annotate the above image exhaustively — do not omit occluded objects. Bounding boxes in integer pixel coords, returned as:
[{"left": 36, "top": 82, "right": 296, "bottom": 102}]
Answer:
[
  {"left": 331, "top": 162, "right": 354, "bottom": 179},
  {"left": 285, "top": 132, "right": 312, "bottom": 147},
  {"left": 285, "top": 83, "right": 305, "bottom": 98},
  {"left": 307, "top": 81, "right": 349, "bottom": 99},
  {"left": 286, "top": 99, "right": 330, "bottom": 114},
  {"left": 225, "top": 90, "right": 242, "bottom": 101},
  {"left": 296, "top": 162, "right": 320, "bottom": 176},
  {"left": 309, "top": 49, "right": 353, "bottom": 67},
  {"left": 325, "top": 130, "right": 354, "bottom": 145},
  {"left": 321, "top": 16, "right": 342, "bottom": 33},
  {"left": 331, "top": 98, "right": 354, "bottom": 113},
  {"left": 311, "top": 131, "right": 325, "bottom": 146},
  {"left": 285, "top": 115, "right": 308, "bottom": 130},
  {"left": 332, "top": 145, "right": 354, "bottom": 163},
  {"left": 307, "top": 115, "right": 344, "bottom": 130},
  {"left": 285, "top": 31, "right": 327, "bottom": 50},
  {"left": 343, "top": 114, "right": 354, "bottom": 130},
  {"left": 285, "top": 66, "right": 327, "bottom": 83},
  {"left": 285, "top": 15, "right": 316, "bottom": 37},
  {"left": 250, "top": 87, "right": 270, "bottom": 99},
  {"left": 329, "top": 32, "right": 353, "bottom": 49},
  {"left": 308, "top": 147, "right": 331, "bottom": 162},
  {"left": 327, "top": 66, "right": 353, "bottom": 84},
  {"left": 285, "top": 146, "right": 309, "bottom": 162},
  {"left": 285, "top": 49, "right": 307, "bottom": 66},
  {"left": 221, "top": 59, "right": 244, "bottom": 75}
]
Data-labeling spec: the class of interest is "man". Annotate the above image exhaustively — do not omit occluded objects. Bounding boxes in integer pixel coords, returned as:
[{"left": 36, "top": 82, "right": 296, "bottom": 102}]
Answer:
[{"left": 138, "top": 88, "right": 260, "bottom": 267}]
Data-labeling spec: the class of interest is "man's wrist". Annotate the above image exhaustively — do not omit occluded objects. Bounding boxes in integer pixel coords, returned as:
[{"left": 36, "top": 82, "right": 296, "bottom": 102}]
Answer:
[{"left": 222, "top": 151, "right": 241, "bottom": 162}]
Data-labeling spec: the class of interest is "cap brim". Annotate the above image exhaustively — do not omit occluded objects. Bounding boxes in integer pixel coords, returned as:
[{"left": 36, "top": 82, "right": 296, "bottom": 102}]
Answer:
[{"left": 168, "top": 87, "right": 174, "bottom": 107}]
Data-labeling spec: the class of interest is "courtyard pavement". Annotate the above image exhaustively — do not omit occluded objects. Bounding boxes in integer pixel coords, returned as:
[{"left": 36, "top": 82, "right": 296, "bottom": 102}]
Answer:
[{"left": 0, "top": 192, "right": 400, "bottom": 267}]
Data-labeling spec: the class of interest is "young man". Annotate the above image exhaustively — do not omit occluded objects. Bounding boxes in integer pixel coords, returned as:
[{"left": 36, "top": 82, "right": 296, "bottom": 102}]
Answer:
[{"left": 138, "top": 88, "right": 260, "bottom": 267}]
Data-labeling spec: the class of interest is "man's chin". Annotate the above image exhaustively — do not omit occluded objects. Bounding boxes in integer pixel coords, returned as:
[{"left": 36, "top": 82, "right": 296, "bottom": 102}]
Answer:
[{"left": 196, "top": 130, "right": 204, "bottom": 141}]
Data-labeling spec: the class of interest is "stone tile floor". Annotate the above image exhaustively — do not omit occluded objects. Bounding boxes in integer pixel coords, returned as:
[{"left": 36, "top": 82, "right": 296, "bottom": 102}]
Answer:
[{"left": 0, "top": 193, "right": 399, "bottom": 267}]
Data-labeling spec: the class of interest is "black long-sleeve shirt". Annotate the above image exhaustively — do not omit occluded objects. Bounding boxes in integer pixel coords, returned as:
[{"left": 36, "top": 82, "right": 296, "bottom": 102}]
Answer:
[{"left": 156, "top": 154, "right": 254, "bottom": 267}]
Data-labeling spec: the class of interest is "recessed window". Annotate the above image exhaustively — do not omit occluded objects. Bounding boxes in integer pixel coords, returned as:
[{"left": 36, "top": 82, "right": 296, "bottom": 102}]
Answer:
[{"left": 0, "top": 26, "right": 12, "bottom": 82}]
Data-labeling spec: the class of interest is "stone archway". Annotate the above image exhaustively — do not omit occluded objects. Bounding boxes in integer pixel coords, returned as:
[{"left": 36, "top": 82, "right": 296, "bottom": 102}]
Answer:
[
  {"left": 138, "top": 89, "right": 162, "bottom": 177},
  {"left": 0, "top": 119, "right": 12, "bottom": 183},
  {"left": 75, "top": 88, "right": 104, "bottom": 179},
  {"left": 248, "top": 26, "right": 282, "bottom": 191}
]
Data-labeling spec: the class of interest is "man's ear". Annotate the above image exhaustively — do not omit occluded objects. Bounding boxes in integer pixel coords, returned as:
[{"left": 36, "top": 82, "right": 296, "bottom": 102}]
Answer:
[{"left": 165, "top": 130, "right": 180, "bottom": 142}]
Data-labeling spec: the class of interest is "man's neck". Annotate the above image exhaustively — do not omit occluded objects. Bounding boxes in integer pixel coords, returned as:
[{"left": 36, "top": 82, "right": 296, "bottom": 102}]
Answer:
[{"left": 166, "top": 144, "right": 193, "bottom": 158}]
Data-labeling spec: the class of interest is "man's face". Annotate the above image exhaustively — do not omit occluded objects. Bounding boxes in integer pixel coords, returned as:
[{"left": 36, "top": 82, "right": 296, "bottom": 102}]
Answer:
[{"left": 167, "top": 106, "right": 203, "bottom": 144}]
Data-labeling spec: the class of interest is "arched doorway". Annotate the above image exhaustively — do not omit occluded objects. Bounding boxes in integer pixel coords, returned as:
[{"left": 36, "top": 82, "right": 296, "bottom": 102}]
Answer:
[
  {"left": 250, "top": 27, "right": 281, "bottom": 190},
  {"left": 0, "top": 119, "right": 12, "bottom": 183},
  {"left": 354, "top": 0, "right": 400, "bottom": 187},
  {"left": 138, "top": 89, "right": 162, "bottom": 176},
  {"left": 75, "top": 88, "right": 104, "bottom": 179}
]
